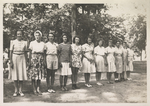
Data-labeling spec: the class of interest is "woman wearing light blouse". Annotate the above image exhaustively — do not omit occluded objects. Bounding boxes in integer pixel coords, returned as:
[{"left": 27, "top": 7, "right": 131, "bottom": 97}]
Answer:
[
  {"left": 81, "top": 36, "right": 96, "bottom": 87},
  {"left": 114, "top": 41, "right": 124, "bottom": 82},
  {"left": 126, "top": 43, "right": 134, "bottom": 80},
  {"left": 45, "top": 33, "right": 58, "bottom": 93},
  {"left": 28, "top": 30, "right": 46, "bottom": 95},
  {"left": 105, "top": 40, "right": 116, "bottom": 84},
  {"left": 94, "top": 39, "right": 107, "bottom": 85},
  {"left": 9, "top": 30, "right": 28, "bottom": 97}
]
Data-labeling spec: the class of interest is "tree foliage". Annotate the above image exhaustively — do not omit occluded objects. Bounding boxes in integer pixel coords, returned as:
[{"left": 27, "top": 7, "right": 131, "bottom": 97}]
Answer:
[{"left": 3, "top": 3, "right": 144, "bottom": 50}]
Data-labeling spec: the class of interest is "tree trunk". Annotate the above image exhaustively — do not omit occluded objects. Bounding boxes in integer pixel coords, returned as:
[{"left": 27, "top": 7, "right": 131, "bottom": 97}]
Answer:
[
  {"left": 82, "top": 5, "right": 84, "bottom": 15},
  {"left": 71, "top": 4, "right": 77, "bottom": 42}
]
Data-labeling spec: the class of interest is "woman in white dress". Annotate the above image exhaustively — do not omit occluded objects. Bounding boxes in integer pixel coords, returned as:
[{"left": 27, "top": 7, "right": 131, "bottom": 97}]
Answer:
[
  {"left": 105, "top": 40, "right": 116, "bottom": 84},
  {"left": 28, "top": 30, "right": 46, "bottom": 95},
  {"left": 81, "top": 36, "right": 96, "bottom": 87},
  {"left": 114, "top": 41, "right": 123, "bottom": 82},
  {"left": 126, "top": 44, "right": 134, "bottom": 80},
  {"left": 122, "top": 42, "right": 128, "bottom": 80},
  {"left": 94, "top": 39, "right": 107, "bottom": 85},
  {"left": 71, "top": 36, "right": 82, "bottom": 89},
  {"left": 9, "top": 30, "right": 28, "bottom": 97}
]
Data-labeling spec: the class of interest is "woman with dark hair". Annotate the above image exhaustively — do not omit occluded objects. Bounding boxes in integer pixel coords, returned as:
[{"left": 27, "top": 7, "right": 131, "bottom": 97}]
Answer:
[
  {"left": 105, "top": 40, "right": 116, "bottom": 84},
  {"left": 45, "top": 33, "right": 58, "bottom": 93},
  {"left": 81, "top": 36, "right": 96, "bottom": 88},
  {"left": 71, "top": 36, "right": 82, "bottom": 89},
  {"left": 58, "top": 33, "right": 72, "bottom": 91},
  {"left": 9, "top": 30, "right": 28, "bottom": 97},
  {"left": 114, "top": 41, "right": 123, "bottom": 82},
  {"left": 94, "top": 38, "right": 107, "bottom": 85},
  {"left": 28, "top": 30, "right": 46, "bottom": 95}
]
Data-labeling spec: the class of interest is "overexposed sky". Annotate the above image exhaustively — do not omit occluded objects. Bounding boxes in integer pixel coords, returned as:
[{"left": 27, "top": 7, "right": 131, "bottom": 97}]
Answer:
[{"left": 106, "top": 0, "right": 147, "bottom": 17}]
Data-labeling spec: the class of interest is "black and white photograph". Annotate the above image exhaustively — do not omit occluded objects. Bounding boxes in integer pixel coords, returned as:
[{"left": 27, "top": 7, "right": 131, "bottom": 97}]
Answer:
[{"left": 2, "top": 0, "right": 149, "bottom": 104}]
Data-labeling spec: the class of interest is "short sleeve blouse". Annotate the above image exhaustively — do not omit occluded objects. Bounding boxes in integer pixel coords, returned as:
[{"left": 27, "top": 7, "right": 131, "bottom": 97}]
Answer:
[
  {"left": 94, "top": 46, "right": 106, "bottom": 55},
  {"left": 10, "top": 39, "right": 27, "bottom": 53},
  {"left": 29, "top": 40, "right": 45, "bottom": 53},
  {"left": 45, "top": 42, "right": 58, "bottom": 55}
]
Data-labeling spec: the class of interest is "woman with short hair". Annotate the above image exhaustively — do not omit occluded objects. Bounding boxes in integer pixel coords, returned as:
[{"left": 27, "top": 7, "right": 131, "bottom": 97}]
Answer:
[
  {"left": 71, "top": 36, "right": 82, "bottom": 89},
  {"left": 94, "top": 38, "right": 107, "bottom": 85},
  {"left": 28, "top": 30, "right": 46, "bottom": 95},
  {"left": 58, "top": 33, "right": 72, "bottom": 91},
  {"left": 81, "top": 36, "right": 96, "bottom": 87},
  {"left": 114, "top": 41, "right": 124, "bottom": 82},
  {"left": 105, "top": 40, "right": 116, "bottom": 84},
  {"left": 45, "top": 33, "right": 58, "bottom": 93},
  {"left": 9, "top": 30, "right": 28, "bottom": 97}
]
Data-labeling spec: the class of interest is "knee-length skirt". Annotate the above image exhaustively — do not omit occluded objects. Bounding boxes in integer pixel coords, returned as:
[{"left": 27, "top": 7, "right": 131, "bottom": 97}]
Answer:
[
  {"left": 127, "top": 57, "right": 133, "bottom": 71},
  {"left": 95, "top": 55, "right": 106, "bottom": 72},
  {"left": 8, "top": 54, "right": 27, "bottom": 80},
  {"left": 81, "top": 57, "right": 96, "bottom": 73},
  {"left": 107, "top": 54, "right": 116, "bottom": 72},
  {"left": 28, "top": 54, "right": 46, "bottom": 80},
  {"left": 115, "top": 56, "right": 123, "bottom": 73}
]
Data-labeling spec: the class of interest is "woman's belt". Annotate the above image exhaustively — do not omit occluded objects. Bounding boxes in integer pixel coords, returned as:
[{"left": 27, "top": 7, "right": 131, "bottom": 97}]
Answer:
[
  {"left": 32, "top": 52, "right": 44, "bottom": 54},
  {"left": 13, "top": 53, "right": 24, "bottom": 55}
]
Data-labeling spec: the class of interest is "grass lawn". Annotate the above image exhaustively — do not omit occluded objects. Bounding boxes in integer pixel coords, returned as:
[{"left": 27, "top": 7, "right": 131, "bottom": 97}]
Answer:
[{"left": 3, "top": 61, "right": 147, "bottom": 103}]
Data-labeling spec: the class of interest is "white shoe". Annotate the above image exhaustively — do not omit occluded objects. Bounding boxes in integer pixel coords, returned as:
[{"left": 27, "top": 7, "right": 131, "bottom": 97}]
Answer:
[
  {"left": 127, "top": 78, "right": 132, "bottom": 80},
  {"left": 48, "top": 89, "right": 55, "bottom": 93},
  {"left": 13, "top": 92, "right": 18, "bottom": 97},
  {"left": 85, "top": 84, "right": 92, "bottom": 87},
  {"left": 18, "top": 92, "right": 24, "bottom": 97},
  {"left": 51, "top": 89, "right": 55, "bottom": 93},
  {"left": 97, "top": 82, "right": 103, "bottom": 86}
]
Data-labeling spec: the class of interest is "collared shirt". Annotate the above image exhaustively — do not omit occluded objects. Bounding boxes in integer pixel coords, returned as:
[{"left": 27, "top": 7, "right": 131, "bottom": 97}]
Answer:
[
  {"left": 45, "top": 42, "right": 58, "bottom": 55},
  {"left": 29, "top": 40, "right": 45, "bottom": 53},
  {"left": 115, "top": 47, "right": 123, "bottom": 56},
  {"left": 94, "top": 46, "right": 106, "bottom": 56},
  {"left": 105, "top": 46, "right": 115, "bottom": 55},
  {"left": 10, "top": 39, "right": 27, "bottom": 54},
  {"left": 127, "top": 48, "right": 134, "bottom": 57}
]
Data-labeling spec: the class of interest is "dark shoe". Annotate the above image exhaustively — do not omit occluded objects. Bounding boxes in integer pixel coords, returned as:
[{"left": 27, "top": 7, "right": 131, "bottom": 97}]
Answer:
[
  {"left": 72, "top": 84, "right": 76, "bottom": 90},
  {"left": 64, "top": 86, "right": 68, "bottom": 91},
  {"left": 61, "top": 87, "right": 65, "bottom": 91},
  {"left": 75, "top": 84, "right": 80, "bottom": 89}
]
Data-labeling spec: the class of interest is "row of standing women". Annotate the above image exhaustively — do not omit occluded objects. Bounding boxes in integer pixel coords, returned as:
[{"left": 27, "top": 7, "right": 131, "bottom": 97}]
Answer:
[{"left": 9, "top": 30, "right": 134, "bottom": 97}]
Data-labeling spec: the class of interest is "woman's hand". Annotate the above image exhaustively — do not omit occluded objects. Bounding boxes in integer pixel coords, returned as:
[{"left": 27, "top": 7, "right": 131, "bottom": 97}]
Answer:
[
  {"left": 69, "top": 62, "right": 72, "bottom": 68},
  {"left": 44, "top": 62, "right": 47, "bottom": 69},
  {"left": 10, "top": 61, "right": 13, "bottom": 69}
]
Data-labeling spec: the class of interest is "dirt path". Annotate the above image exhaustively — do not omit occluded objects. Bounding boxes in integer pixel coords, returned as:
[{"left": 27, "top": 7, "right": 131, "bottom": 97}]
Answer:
[{"left": 3, "top": 72, "right": 146, "bottom": 103}]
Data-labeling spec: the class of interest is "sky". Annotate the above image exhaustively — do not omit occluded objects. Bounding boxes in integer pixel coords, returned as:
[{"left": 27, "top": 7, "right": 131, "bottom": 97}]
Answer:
[{"left": 105, "top": 0, "right": 147, "bottom": 17}]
